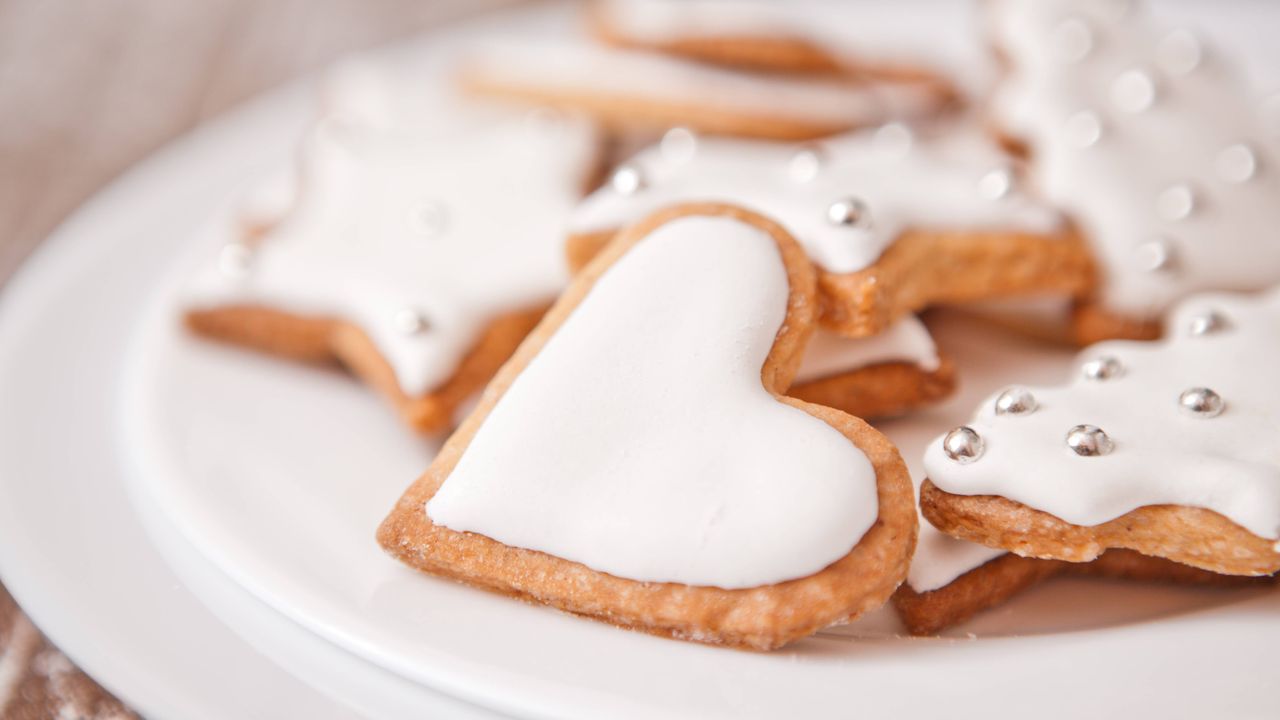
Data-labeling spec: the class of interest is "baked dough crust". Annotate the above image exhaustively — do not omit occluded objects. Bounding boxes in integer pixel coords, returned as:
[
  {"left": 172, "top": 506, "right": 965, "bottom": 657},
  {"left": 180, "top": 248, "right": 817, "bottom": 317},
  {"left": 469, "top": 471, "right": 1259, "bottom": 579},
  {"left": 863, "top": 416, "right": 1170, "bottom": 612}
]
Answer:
[{"left": 378, "top": 203, "right": 918, "bottom": 650}]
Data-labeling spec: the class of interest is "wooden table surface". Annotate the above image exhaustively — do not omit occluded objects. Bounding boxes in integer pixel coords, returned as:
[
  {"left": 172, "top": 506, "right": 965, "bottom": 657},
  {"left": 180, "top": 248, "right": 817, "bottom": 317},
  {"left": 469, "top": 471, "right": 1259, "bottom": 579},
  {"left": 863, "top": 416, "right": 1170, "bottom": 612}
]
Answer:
[{"left": 0, "top": 1, "right": 513, "bottom": 716}]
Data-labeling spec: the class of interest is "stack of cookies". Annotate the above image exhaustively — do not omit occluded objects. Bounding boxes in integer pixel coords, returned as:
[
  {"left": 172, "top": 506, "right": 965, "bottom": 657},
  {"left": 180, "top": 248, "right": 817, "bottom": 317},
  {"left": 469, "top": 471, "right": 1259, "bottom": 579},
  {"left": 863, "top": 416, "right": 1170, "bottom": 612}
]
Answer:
[{"left": 183, "top": 0, "right": 1280, "bottom": 649}]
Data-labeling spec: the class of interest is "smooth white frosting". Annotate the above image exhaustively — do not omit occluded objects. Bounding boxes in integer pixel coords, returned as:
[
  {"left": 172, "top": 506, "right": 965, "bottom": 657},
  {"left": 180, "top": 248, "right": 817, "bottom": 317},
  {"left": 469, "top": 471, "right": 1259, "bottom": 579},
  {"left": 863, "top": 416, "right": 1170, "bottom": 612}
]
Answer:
[
  {"left": 236, "top": 165, "right": 297, "bottom": 232},
  {"left": 572, "top": 127, "right": 1061, "bottom": 273},
  {"left": 596, "top": 0, "right": 992, "bottom": 92},
  {"left": 464, "top": 40, "right": 943, "bottom": 131},
  {"left": 989, "top": 0, "right": 1280, "bottom": 317},
  {"left": 319, "top": 57, "right": 412, "bottom": 132},
  {"left": 795, "top": 316, "right": 939, "bottom": 383},
  {"left": 873, "top": 313, "right": 1079, "bottom": 592},
  {"left": 187, "top": 92, "right": 598, "bottom": 397},
  {"left": 427, "top": 216, "right": 879, "bottom": 589},
  {"left": 924, "top": 288, "right": 1280, "bottom": 542},
  {"left": 1141, "top": 1, "right": 1280, "bottom": 102}
]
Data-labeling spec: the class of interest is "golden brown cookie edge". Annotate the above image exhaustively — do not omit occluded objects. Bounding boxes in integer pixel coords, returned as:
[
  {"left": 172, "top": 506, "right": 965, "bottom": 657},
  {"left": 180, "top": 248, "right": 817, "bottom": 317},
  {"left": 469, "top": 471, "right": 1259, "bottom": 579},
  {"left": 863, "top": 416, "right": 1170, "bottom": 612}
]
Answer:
[
  {"left": 378, "top": 202, "right": 918, "bottom": 650},
  {"left": 919, "top": 480, "right": 1280, "bottom": 576}
]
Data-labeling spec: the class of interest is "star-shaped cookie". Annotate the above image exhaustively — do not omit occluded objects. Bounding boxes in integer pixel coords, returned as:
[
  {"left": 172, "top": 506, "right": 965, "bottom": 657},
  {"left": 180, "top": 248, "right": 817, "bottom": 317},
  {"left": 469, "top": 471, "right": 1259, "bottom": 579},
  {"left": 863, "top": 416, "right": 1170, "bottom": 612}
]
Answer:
[{"left": 186, "top": 109, "right": 602, "bottom": 432}]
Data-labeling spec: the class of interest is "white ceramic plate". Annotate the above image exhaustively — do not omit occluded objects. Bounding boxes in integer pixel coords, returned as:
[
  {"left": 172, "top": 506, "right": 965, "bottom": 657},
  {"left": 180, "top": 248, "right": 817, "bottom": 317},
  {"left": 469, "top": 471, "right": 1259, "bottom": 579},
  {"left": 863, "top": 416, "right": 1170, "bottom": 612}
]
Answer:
[
  {"left": 0, "top": 6, "right": 513, "bottom": 717},
  {"left": 5, "top": 1, "right": 1279, "bottom": 717},
  {"left": 125, "top": 452, "right": 504, "bottom": 720},
  {"left": 117, "top": 3, "right": 1280, "bottom": 719},
  {"left": 125, "top": 269, "right": 1280, "bottom": 718},
  {"left": 0, "top": 73, "right": 381, "bottom": 720}
]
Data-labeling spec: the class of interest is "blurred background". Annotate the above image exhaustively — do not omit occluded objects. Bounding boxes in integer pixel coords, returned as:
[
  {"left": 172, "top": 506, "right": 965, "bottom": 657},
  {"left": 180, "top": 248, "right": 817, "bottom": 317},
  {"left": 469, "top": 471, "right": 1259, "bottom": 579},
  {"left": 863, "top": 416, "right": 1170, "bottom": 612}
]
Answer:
[{"left": 0, "top": 0, "right": 514, "bottom": 285}]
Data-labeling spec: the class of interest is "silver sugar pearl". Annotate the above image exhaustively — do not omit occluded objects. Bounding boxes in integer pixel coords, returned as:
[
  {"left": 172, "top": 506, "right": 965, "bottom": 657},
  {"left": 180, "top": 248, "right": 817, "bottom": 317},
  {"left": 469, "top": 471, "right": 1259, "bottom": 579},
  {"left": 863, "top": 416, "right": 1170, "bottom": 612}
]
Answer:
[
  {"left": 1179, "top": 387, "right": 1225, "bottom": 418},
  {"left": 1156, "top": 29, "right": 1202, "bottom": 76},
  {"left": 1216, "top": 144, "right": 1258, "bottom": 184},
  {"left": 994, "top": 387, "right": 1038, "bottom": 416},
  {"left": 1156, "top": 184, "right": 1196, "bottom": 221},
  {"left": 1052, "top": 18, "right": 1093, "bottom": 64},
  {"left": 1188, "top": 310, "right": 1228, "bottom": 336},
  {"left": 978, "top": 166, "right": 1014, "bottom": 200},
  {"left": 393, "top": 308, "right": 429, "bottom": 336},
  {"left": 218, "top": 243, "right": 253, "bottom": 279},
  {"left": 660, "top": 127, "right": 697, "bottom": 163},
  {"left": 943, "top": 426, "right": 985, "bottom": 464},
  {"left": 827, "top": 197, "right": 871, "bottom": 229},
  {"left": 1082, "top": 355, "right": 1124, "bottom": 381},
  {"left": 610, "top": 163, "right": 646, "bottom": 195},
  {"left": 788, "top": 146, "right": 824, "bottom": 183},
  {"left": 1133, "top": 237, "right": 1175, "bottom": 272},
  {"left": 1066, "top": 110, "right": 1103, "bottom": 148},
  {"left": 1066, "top": 424, "right": 1114, "bottom": 456},
  {"left": 1111, "top": 69, "right": 1157, "bottom": 114}
]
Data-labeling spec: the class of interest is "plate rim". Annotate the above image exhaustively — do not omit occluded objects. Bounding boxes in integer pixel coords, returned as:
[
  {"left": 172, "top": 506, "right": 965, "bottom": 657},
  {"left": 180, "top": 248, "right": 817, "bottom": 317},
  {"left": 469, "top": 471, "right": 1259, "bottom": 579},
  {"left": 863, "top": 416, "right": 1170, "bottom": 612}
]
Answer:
[
  {"left": 5, "top": 2, "right": 1278, "bottom": 718},
  {"left": 0, "top": 75, "right": 367, "bottom": 720}
]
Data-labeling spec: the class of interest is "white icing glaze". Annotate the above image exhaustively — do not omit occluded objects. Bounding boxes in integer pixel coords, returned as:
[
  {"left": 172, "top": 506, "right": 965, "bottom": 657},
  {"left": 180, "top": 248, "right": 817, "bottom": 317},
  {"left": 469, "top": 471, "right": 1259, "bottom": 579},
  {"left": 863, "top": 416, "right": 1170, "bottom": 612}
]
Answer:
[
  {"left": 188, "top": 106, "right": 598, "bottom": 397},
  {"left": 428, "top": 216, "right": 878, "bottom": 589},
  {"left": 1142, "top": 1, "right": 1280, "bottom": 103},
  {"left": 236, "top": 165, "right": 297, "bottom": 232},
  {"left": 321, "top": 57, "right": 409, "bottom": 132},
  {"left": 464, "top": 40, "right": 943, "bottom": 130},
  {"left": 874, "top": 312, "right": 1079, "bottom": 592},
  {"left": 795, "top": 316, "right": 939, "bottom": 383},
  {"left": 924, "top": 288, "right": 1280, "bottom": 542},
  {"left": 989, "top": 0, "right": 1280, "bottom": 317},
  {"left": 572, "top": 127, "right": 1061, "bottom": 274},
  {"left": 596, "top": 0, "right": 992, "bottom": 93}
]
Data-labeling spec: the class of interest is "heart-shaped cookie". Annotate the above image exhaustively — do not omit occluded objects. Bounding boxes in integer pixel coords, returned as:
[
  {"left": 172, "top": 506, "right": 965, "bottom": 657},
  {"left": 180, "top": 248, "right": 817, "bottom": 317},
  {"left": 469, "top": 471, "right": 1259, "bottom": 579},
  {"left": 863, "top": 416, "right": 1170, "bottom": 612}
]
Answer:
[{"left": 378, "top": 203, "right": 916, "bottom": 650}]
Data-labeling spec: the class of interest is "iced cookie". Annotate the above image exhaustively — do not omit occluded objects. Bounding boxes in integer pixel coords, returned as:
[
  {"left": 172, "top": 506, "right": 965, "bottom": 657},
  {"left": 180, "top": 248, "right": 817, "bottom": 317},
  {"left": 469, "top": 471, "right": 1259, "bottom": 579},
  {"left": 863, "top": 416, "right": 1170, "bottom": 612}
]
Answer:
[
  {"left": 891, "top": 553, "right": 1060, "bottom": 635},
  {"left": 377, "top": 204, "right": 917, "bottom": 650},
  {"left": 461, "top": 40, "right": 949, "bottom": 141},
  {"left": 185, "top": 111, "right": 602, "bottom": 433},
  {"left": 870, "top": 312, "right": 1071, "bottom": 633},
  {"left": 233, "top": 165, "right": 297, "bottom": 243},
  {"left": 873, "top": 312, "right": 1270, "bottom": 635},
  {"left": 1065, "top": 549, "right": 1275, "bottom": 588},
  {"left": 570, "top": 125, "right": 1091, "bottom": 337},
  {"left": 988, "top": 0, "right": 1280, "bottom": 344},
  {"left": 954, "top": 296, "right": 1079, "bottom": 346},
  {"left": 790, "top": 316, "right": 955, "bottom": 420},
  {"left": 893, "top": 548, "right": 1270, "bottom": 636},
  {"left": 588, "top": 0, "right": 974, "bottom": 98},
  {"left": 922, "top": 289, "right": 1280, "bottom": 577}
]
